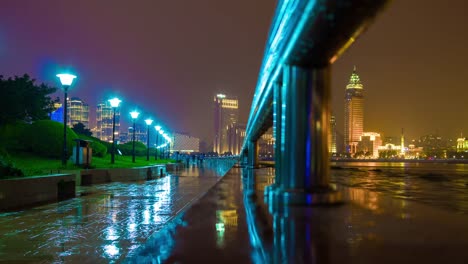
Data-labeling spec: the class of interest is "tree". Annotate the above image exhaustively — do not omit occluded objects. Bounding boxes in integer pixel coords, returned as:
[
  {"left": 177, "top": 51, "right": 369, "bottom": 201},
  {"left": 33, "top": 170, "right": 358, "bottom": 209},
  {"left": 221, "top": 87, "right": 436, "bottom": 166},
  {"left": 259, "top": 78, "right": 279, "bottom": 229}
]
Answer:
[
  {"left": 0, "top": 74, "right": 57, "bottom": 125},
  {"left": 72, "top": 122, "right": 92, "bottom": 137}
]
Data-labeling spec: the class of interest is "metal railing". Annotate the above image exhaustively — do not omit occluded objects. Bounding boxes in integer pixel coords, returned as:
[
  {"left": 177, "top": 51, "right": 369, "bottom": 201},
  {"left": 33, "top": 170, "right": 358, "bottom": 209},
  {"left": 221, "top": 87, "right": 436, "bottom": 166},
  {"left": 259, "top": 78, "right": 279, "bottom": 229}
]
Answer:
[{"left": 241, "top": 0, "right": 390, "bottom": 204}]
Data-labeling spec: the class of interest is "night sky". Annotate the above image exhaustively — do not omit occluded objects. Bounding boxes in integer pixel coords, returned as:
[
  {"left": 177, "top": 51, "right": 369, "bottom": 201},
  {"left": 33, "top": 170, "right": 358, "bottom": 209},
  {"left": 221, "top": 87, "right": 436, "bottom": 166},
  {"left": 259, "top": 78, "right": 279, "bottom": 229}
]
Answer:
[{"left": 0, "top": 0, "right": 467, "bottom": 143}]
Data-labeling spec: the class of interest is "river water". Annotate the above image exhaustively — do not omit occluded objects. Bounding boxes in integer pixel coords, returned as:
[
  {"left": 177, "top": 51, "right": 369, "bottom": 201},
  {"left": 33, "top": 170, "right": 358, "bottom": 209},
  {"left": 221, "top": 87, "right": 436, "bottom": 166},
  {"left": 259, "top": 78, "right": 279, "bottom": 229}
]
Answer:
[{"left": 330, "top": 161, "right": 468, "bottom": 215}]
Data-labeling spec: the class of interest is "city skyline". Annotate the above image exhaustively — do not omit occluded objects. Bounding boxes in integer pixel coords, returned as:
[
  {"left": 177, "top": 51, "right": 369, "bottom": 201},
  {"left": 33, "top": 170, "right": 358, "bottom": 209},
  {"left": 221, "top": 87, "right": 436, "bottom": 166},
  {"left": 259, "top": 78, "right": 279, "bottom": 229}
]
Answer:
[{"left": 0, "top": 0, "right": 467, "bottom": 141}]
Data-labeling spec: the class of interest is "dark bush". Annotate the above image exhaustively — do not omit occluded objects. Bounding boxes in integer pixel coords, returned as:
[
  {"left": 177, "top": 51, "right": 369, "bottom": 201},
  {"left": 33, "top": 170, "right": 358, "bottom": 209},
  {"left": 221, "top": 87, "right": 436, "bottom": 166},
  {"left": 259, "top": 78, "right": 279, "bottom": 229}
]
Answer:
[
  {"left": 24, "top": 120, "right": 78, "bottom": 159},
  {"left": 0, "top": 122, "right": 29, "bottom": 152},
  {"left": 76, "top": 134, "right": 107, "bottom": 157},
  {"left": 0, "top": 148, "right": 23, "bottom": 178},
  {"left": 117, "top": 141, "right": 148, "bottom": 156}
]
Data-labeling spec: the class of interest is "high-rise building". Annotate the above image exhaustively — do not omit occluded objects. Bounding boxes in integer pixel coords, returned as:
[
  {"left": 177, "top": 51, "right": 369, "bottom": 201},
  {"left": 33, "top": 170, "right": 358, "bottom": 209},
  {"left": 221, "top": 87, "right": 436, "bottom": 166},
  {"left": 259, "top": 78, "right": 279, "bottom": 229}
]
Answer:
[
  {"left": 328, "top": 115, "right": 337, "bottom": 154},
  {"left": 227, "top": 123, "right": 246, "bottom": 155},
  {"left": 96, "top": 101, "right": 120, "bottom": 142},
  {"left": 68, "top": 97, "right": 89, "bottom": 128},
  {"left": 344, "top": 66, "right": 364, "bottom": 154},
  {"left": 357, "top": 132, "right": 382, "bottom": 158},
  {"left": 213, "top": 94, "right": 238, "bottom": 154}
]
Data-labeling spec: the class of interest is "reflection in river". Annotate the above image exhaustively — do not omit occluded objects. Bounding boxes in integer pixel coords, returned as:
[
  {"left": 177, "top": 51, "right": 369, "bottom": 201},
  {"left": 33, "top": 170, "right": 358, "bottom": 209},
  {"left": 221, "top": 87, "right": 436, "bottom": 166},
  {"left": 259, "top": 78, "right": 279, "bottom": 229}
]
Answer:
[{"left": 331, "top": 162, "right": 468, "bottom": 214}]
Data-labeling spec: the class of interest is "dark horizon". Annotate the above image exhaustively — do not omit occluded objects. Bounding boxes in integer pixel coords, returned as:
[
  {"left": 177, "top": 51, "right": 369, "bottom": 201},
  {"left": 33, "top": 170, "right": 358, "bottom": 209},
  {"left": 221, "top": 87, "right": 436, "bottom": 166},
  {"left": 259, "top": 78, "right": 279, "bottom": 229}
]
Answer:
[{"left": 1, "top": 0, "right": 467, "bottom": 142}]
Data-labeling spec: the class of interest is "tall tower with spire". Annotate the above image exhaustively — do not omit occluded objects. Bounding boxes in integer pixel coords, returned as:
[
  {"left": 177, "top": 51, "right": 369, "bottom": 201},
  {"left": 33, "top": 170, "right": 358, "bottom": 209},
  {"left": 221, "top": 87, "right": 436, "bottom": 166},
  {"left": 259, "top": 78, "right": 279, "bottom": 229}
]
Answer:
[{"left": 344, "top": 66, "right": 364, "bottom": 154}]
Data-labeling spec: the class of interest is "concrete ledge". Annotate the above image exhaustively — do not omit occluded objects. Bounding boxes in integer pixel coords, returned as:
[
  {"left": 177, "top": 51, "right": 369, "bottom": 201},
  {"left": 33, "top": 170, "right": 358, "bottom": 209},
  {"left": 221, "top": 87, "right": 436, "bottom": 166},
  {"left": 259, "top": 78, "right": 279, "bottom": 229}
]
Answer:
[
  {"left": 80, "top": 164, "right": 168, "bottom": 185},
  {"left": 0, "top": 174, "right": 75, "bottom": 211},
  {"left": 166, "top": 163, "right": 185, "bottom": 173}
]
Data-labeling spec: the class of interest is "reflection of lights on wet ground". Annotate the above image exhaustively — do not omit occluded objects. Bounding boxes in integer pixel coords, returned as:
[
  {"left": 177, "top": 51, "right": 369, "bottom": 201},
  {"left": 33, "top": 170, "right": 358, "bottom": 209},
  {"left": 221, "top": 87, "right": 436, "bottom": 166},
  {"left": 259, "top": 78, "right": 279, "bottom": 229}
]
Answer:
[
  {"left": 215, "top": 210, "right": 238, "bottom": 248},
  {"left": 106, "top": 226, "right": 119, "bottom": 240},
  {"left": 216, "top": 223, "right": 225, "bottom": 232},
  {"left": 103, "top": 244, "right": 120, "bottom": 258}
]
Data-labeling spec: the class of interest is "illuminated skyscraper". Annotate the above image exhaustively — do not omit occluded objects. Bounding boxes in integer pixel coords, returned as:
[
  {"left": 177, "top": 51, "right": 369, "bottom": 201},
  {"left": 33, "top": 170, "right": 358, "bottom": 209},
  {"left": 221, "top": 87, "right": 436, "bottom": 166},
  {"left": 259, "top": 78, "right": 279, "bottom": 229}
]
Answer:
[
  {"left": 213, "top": 94, "right": 238, "bottom": 154},
  {"left": 227, "top": 123, "right": 246, "bottom": 155},
  {"left": 67, "top": 97, "right": 89, "bottom": 128},
  {"left": 344, "top": 66, "right": 364, "bottom": 154},
  {"left": 96, "top": 101, "right": 120, "bottom": 142},
  {"left": 329, "top": 115, "right": 337, "bottom": 154}
]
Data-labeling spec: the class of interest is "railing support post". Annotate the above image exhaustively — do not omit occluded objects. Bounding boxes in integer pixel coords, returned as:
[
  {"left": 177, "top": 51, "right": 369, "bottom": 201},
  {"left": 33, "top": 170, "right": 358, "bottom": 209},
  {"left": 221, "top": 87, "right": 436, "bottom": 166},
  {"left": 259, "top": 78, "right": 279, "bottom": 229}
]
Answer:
[{"left": 275, "top": 64, "right": 341, "bottom": 205}]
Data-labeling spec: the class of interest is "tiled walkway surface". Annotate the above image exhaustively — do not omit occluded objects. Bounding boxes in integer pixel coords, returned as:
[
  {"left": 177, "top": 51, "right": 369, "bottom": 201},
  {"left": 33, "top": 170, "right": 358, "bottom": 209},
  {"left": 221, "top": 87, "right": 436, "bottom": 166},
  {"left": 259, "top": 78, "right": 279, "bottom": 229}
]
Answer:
[
  {"left": 130, "top": 167, "right": 468, "bottom": 264},
  {"left": 0, "top": 160, "right": 235, "bottom": 263}
]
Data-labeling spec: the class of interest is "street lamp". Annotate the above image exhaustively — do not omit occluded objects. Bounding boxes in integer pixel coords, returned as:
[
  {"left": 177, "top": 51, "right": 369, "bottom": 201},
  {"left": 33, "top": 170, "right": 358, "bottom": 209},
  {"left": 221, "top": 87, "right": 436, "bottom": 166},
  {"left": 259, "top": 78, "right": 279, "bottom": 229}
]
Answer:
[
  {"left": 56, "top": 73, "right": 77, "bottom": 166},
  {"left": 144, "top": 119, "right": 153, "bottom": 161},
  {"left": 130, "top": 110, "right": 140, "bottom": 163},
  {"left": 109, "top": 97, "right": 121, "bottom": 164},
  {"left": 159, "top": 129, "right": 165, "bottom": 159},
  {"left": 154, "top": 125, "right": 161, "bottom": 160}
]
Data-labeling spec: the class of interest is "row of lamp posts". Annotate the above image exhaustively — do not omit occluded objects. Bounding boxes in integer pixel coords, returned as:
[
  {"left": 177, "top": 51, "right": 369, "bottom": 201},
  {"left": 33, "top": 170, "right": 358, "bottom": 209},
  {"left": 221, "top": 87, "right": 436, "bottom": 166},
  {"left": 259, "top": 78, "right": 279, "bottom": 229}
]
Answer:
[{"left": 56, "top": 73, "right": 172, "bottom": 166}]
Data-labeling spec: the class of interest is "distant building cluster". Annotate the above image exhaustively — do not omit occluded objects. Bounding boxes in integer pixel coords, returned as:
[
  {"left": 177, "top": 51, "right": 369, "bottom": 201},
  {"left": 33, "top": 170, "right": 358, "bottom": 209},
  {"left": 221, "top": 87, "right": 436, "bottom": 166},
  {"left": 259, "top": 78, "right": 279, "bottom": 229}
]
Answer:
[
  {"left": 330, "top": 66, "right": 465, "bottom": 160},
  {"left": 50, "top": 98, "right": 201, "bottom": 153},
  {"left": 213, "top": 93, "right": 273, "bottom": 157}
]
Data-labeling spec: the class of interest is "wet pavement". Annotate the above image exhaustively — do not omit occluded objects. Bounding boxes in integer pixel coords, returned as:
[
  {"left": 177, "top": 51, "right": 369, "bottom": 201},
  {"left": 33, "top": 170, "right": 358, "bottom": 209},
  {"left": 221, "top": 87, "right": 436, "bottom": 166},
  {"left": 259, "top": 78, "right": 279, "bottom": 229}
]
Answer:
[
  {"left": 0, "top": 160, "right": 236, "bottom": 263},
  {"left": 130, "top": 167, "right": 468, "bottom": 264}
]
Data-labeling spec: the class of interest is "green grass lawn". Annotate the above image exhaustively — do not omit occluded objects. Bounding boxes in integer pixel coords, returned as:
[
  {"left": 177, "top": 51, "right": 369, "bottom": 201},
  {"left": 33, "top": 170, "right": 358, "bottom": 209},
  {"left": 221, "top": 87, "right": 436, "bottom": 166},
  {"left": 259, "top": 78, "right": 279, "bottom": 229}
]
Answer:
[{"left": 9, "top": 152, "right": 173, "bottom": 176}]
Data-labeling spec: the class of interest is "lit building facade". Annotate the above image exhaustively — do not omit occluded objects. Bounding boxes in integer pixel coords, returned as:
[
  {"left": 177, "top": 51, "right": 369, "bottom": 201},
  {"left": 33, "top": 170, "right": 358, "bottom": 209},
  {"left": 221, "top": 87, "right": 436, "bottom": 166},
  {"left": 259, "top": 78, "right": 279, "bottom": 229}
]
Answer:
[
  {"left": 344, "top": 66, "right": 364, "bottom": 154},
  {"left": 328, "top": 115, "right": 337, "bottom": 154},
  {"left": 258, "top": 129, "right": 274, "bottom": 159},
  {"left": 213, "top": 94, "right": 238, "bottom": 154},
  {"left": 128, "top": 125, "right": 147, "bottom": 145},
  {"left": 357, "top": 132, "right": 382, "bottom": 158},
  {"left": 227, "top": 123, "right": 246, "bottom": 155},
  {"left": 68, "top": 97, "right": 89, "bottom": 128},
  {"left": 96, "top": 101, "right": 120, "bottom": 142},
  {"left": 457, "top": 137, "right": 468, "bottom": 152},
  {"left": 172, "top": 132, "right": 200, "bottom": 153}
]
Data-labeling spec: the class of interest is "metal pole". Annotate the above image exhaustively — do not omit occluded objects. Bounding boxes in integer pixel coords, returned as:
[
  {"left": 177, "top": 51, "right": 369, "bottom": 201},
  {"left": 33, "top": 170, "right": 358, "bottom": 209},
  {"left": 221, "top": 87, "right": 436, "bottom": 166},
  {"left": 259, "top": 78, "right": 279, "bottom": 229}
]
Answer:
[
  {"left": 132, "top": 119, "right": 136, "bottom": 163},
  {"left": 111, "top": 107, "right": 116, "bottom": 164},
  {"left": 62, "top": 88, "right": 68, "bottom": 166},
  {"left": 155, "top": 133, "right": 159, "bottom": 160},
  {"left": 146, "top": 125, "right": 150, "bottom": 161}
]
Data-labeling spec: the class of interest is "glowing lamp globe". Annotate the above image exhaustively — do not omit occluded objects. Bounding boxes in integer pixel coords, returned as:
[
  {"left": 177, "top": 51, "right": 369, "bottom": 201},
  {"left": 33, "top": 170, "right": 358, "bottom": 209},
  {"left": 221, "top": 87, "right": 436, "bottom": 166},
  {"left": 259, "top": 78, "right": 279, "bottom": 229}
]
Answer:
[
  {"left": 56, "top": 73, "right": 77, "bottom": 86},
  {"left": 108, "top": 98, "right": 121, "bottom": 108},
  {"left": 145, "top": 119, "right": 153, "bottom": 126},
  {"left": 130, "top": 111, "right": 140, "bottom": 119},
  {"left": 155, "top": 125, "right": 161, "bottom": 131}
]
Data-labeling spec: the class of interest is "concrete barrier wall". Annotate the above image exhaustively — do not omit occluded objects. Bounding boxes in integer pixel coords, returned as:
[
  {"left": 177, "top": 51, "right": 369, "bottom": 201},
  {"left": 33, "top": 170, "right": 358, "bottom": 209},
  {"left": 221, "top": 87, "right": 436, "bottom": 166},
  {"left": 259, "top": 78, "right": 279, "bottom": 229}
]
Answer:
[
  {"left": 80, "top": 164, "right": 168, "bottom": 185},
  {"left": 0, "top": 174, "right": 75, "bottom": 211}
]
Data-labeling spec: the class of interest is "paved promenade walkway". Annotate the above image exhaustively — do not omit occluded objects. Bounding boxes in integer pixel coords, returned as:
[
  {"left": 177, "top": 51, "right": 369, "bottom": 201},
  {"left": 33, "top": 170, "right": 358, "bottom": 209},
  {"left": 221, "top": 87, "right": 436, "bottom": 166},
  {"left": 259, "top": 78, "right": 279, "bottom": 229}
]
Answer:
[
  {"left": 0, "top": 160, "right": 235, "bottom": 263},
  {"left": 129, "top": 167, "right": 468, "bottom": 264}
]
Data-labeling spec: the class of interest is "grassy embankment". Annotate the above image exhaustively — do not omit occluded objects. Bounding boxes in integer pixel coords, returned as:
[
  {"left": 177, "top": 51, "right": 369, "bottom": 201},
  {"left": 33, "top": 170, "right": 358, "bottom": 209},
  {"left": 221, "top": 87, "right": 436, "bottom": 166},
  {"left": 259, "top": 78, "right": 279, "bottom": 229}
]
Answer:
[{"left": 9, "top": 152, "right": 173, "bottom": 176}]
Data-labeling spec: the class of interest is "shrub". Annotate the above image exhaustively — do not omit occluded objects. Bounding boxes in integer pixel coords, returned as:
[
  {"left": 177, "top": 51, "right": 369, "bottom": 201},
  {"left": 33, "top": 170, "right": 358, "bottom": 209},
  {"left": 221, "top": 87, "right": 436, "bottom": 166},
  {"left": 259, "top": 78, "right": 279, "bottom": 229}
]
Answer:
[
  {"left": 24, "top": 120, "right": 78, "bottom": 159},
  {"left": 0, "top": 148, "right": 23, "bottom": 178},
  {"left": 76, "top": 134, "right": 107, "bottom": 157},
  {"left": 117, "top": 141, "right": 148, "bottom": 156},
  {"left": 0, "top": 122, "right": 29, "bottom": 152}
]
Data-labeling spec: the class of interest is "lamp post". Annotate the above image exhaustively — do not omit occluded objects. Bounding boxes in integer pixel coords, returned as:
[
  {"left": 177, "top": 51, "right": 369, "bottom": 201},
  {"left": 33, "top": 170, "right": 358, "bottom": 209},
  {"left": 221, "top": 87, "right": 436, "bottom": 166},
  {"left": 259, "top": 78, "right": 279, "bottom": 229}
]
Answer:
[
  {"left": 109, "top": 98, "right": 121, "bottom": 164},
  {"left": 144, "top": 119, "right": 153, "bottom": 161},
  {"left": 130, "top": 111, "right": 140, "bottom": 163},
  {"left": 56, "top": 73, "right": 77, "bottom": 166},
  {"left": 159, "top": 129, "right": 165, "bottom": 159},
  {"left": 155, "top": 125, "right": 161, "bottom": 160}
]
